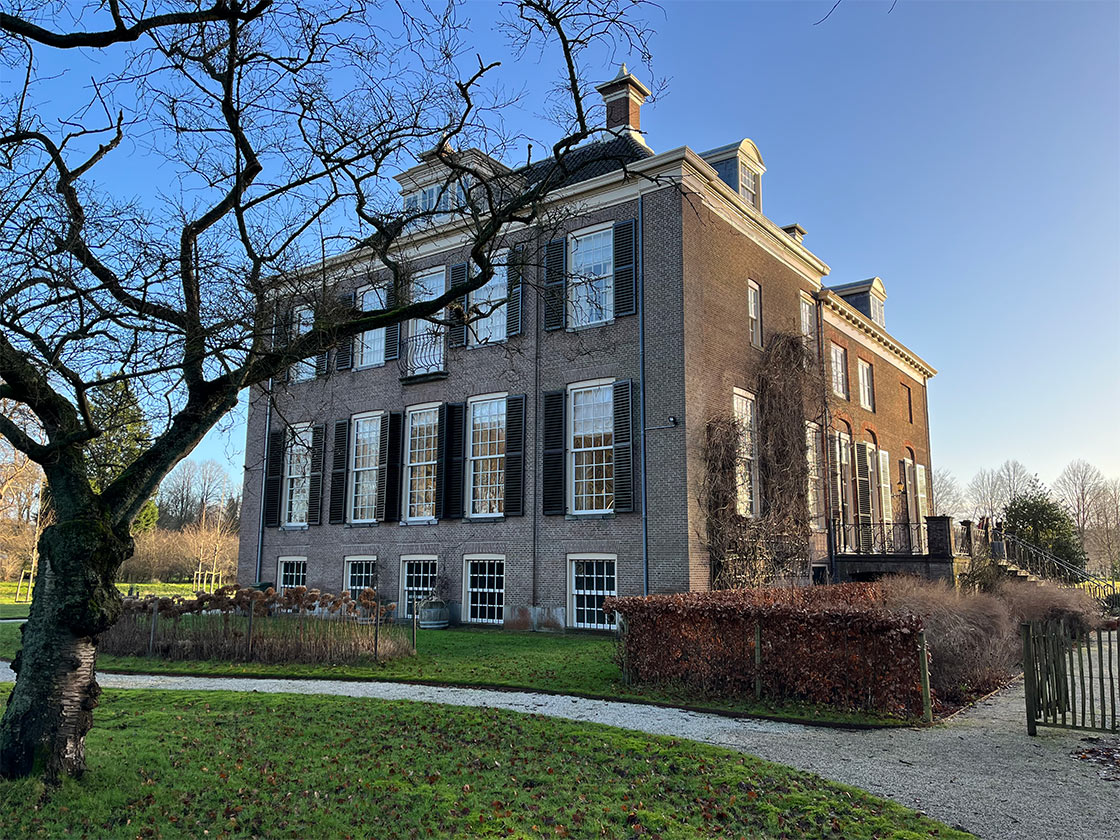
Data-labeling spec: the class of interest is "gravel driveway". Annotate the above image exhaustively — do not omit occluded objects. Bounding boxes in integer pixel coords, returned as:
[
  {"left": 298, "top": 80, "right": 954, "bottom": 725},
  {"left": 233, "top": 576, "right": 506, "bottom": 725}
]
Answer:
[{"left": 1, "top": 663, "right": 1113, "bottom": 839}]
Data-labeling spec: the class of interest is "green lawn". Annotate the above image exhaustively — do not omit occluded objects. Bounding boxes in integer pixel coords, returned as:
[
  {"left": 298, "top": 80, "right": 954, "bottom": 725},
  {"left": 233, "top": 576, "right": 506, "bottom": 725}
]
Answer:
[
  {"left": 0, "top": 686, "right": 972, "bottom": 839},
  {"left": 0, "top": 623, "right": 908, "bottom": 726},
  {"left": 0, "top": 581, "right": 205, "bottom": 621}
]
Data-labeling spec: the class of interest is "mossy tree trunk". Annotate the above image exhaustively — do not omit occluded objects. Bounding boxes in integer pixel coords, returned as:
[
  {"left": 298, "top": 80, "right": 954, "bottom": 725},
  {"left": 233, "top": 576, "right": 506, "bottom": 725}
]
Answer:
[{"left": 0, "top": 517, "right": 131, "bottom": 781}]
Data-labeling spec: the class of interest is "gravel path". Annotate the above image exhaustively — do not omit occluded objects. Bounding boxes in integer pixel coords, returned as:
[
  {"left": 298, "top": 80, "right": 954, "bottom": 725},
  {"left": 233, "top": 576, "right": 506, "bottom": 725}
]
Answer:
[{"left": 1, "top": 664, "right": 1113, "bottom": 839}]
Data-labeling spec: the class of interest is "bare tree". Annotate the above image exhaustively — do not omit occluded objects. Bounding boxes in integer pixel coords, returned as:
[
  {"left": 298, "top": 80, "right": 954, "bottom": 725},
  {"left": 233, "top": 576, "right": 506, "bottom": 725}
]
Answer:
[
  {"left": 0, "top": 0, "right": 655, "bottom": 780},
  {"left": 967, "top": 467, "right": 1003, "bottom": 521},
  {"left": 1087, "top": 477, "right": 1120, "bottom": 578},
  {"left": 994, "top": 459, "right": 1035, "bottom": 506},
  {"left": 1053, "top": 459, "right": 1103, "bottom": 545},
  {"left": 931, "top": 468, "right": 966, "bottom": 519}
]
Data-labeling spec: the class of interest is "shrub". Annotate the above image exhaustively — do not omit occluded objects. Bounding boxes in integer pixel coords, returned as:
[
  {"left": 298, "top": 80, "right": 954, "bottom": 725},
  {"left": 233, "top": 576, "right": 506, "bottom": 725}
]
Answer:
[
  {"left": 101, "top": 585, "right": 410, "bottom": 665},
  {"left": 877, "top": 577, "right": 1017, "bottom": 704},
  {"left": 605, "top": 586, "right": 928, "bottom": 718},
  {"left": 995, "top": 580, "right": 1100, "bottom": 634}
]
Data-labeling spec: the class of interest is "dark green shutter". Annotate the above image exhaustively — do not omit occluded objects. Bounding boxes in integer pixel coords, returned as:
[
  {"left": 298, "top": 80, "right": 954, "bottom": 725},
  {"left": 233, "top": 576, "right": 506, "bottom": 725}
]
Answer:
[
  {"left": 263, "top": 428, "right": 285, "bottom": 527},
  {"left": 506, "top": 247, "right": 522, "bottom": 338},
  {"left": 504, "top": 394, "right": 526, "bottom": 516},
  {"left": 436, "top": 402, "right": 465, "bottom": 519},
  {"left": 383, "top": 282, "right": 400, "bottom": 362},
  {"left": 612, "top": 380, "right": 634, "bottom": 513},
  {"left": 612, "top": 219, "right": 637, "bottom": 317},
  {"left": 307, "top": 424, "right": 325, "bottom": 525},
  {"left": 379, "top": 412, "right": 403, "bottom": 522},
  {"left": 542, "top": 238, "right": 566, "bottom": 330},
  {"left": 328, "top": 418, "right": 349, "bottom": 524},
  {"left": 542, "top": 390, "right": 566, "bottom": 515},
  {"left": 335, "top": 291, "right": 356, "bottom": 371},
  {"left": 448, "top": 262, "right": 469, "bottom": 347}
]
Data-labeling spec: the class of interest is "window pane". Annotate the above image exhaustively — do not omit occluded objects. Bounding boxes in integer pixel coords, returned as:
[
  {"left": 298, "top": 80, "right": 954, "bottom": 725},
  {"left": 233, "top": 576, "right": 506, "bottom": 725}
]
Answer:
[
  {"left": 347, "top": 560, "right": 378, "bottom": 593},
  {"left": 357, "top": 288, "right": 386, "bottom": 367},
  {"left": 402, "top": 559, "right": 437, "bottom": 617},
  {"left": 571, "top": 558, "right": 616, "bottom": 629},
  {"left": 568, "top": 229, "right": 614, "bottom": 327},
  {"left": 350, "top": 415, "right": 381, "bottom": 521},
  {"left": 469, "top": 399, "right": 506, "bottom": 516},
  {"left": 406, "top": 408, "right": 439, "bottom": 519},
  {"left": 469, "top": 261, "right": 508, "bottom": 345},
  {"left": 733, "top": 392, "right": 757, "bottom": 517},
  {"left": 570, "top": 385, "right": 614, "bottom": 512},
  {"left": 466, "top": 558, "right": 504, "bottom": 624},
  {"left": 284, "top": 426, "right": 312, "bottom": 525},
  {"left": 280, "top": 560, "right": 306, "bottom": 592}
]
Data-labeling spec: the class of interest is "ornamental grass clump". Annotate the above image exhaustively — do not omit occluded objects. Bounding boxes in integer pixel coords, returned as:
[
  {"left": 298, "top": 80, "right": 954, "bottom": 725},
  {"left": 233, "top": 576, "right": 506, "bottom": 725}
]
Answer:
[{"left": 101, "top": 585, "right": 411, "bottom": 665}]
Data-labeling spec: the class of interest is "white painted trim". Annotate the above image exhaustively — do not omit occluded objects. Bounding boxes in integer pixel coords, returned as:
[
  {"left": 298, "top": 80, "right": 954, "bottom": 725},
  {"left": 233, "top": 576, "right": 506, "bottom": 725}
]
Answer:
[
  {"left": 347, "top": 411, "right": 384, "bottom": 524},
  {"left": 567, "top": 553, "right": 618, "bottom": 630},
  {"left": 399, "top": 554, "right": 438, "bottom": 618},
  {"left": 277, "top": 556, "right": 307, "bottom": 593},
  {"left": 462, "top": 554, "right": 506, "bottom": 625},
  {"left": 342, "top": 554, "right": 378, "bottom": 593},
  {"left": 465, "top": 394, "right": 509, "bottom": 519},
  {"left": 567, "top": 380, "right": 617, "bottom": 516},
  {"left": 821, "top": 293, "right": 936, "bottom": 378}
]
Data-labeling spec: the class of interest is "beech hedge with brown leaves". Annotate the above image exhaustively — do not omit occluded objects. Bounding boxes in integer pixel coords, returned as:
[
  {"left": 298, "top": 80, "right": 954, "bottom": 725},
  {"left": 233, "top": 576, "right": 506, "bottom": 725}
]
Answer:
[{"left": 604, "top": 585, "right": 929, "bottom": 718}]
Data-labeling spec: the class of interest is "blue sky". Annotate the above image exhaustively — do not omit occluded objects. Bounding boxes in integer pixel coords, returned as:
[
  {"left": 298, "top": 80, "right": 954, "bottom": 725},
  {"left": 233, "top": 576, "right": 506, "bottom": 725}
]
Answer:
[{"left": 194, "top": 0, "right": 1119, "bottom": 488}]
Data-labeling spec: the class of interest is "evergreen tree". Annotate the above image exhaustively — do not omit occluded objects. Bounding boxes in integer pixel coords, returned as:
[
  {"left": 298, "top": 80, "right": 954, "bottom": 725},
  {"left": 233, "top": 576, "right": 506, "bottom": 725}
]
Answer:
[{"left": 1004, "top": 490, "right": 1086, "bottom": 570}]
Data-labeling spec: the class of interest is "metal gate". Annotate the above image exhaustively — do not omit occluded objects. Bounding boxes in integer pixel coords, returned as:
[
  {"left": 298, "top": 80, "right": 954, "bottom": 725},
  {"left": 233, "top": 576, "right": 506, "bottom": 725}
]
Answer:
[{"left": 1022, "top": 620, "right": 1118, "bottom": 735}]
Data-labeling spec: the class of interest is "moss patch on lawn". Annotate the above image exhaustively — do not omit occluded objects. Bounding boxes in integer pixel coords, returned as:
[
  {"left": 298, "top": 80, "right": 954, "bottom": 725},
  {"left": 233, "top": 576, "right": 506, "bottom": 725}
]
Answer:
[{"left": 0, "top": 686, "right": 972, "bottom": 839}]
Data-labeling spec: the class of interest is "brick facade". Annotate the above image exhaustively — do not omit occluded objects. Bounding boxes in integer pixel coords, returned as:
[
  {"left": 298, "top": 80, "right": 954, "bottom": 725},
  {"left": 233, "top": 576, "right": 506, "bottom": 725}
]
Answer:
[{"left": 237, "top": 87, "right": 937, "bottom": 624}]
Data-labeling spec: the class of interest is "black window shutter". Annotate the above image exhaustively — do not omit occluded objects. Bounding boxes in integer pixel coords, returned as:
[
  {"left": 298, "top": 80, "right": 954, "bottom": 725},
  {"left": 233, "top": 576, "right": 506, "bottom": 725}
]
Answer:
[
  {"left": 263, "top": 428, "right": 285, "bottom": 527},
  {"left": 307, "top": 424, "right": 326, "bottom": 525},
  {"left": 335, "top": 291, "right": 356, "bottom": 371},
  {"left": 542, "top": 238, "right": 567, "bottom": 330},
  {"left": 542, "top": 390, "right": 566, "bottom": 515},
  {"left": 448, "top": 262, "right": 469, "bottom": 347},
  {"left": 506, "top": 246, "right": 523, "bottom": 338},
  {"left": 612, "top": 380, "right": 635, "bottom": 513},
  {"left": 383, "top": 282, "right": 400, "bottom": 362},
  {"left": 328, "top": 418, "right": 350, "bottom": 524},
  {"left": 504, "top": 394, "right": 526, "bottom": 516},
  {"left": 436, "top": 402, "right": 465, "bottom": 519},
  {"left": 613, "top": 219, "right": 637, "bottom": 317},
  {"left": 315, "top": 350, "right": 329, "bottom": 377},
  {"left": 378, "top": 412, "right": 403, "bottom": 522}
]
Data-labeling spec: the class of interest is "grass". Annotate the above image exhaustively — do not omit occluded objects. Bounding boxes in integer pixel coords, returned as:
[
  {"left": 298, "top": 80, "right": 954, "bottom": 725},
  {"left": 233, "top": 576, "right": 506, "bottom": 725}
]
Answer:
[
  {"left": 0, "top": 686, "right": 973, "bottom": 839},
  {"left": 0, "top": 623, "right": 908, "bottom": 726}
]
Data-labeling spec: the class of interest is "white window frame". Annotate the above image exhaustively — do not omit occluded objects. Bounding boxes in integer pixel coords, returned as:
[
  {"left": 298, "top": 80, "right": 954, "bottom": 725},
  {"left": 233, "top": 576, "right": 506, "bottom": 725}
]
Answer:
[
  {"left": 831, "top": 343, "right": 849, "bottom": 399},
  {"left": 733, "top": 388, "right": 759, "bottom": 517},
  {"left": 466, "top": 393, "right": 507, "bottom": 519},
  {"left": 288, "top": 305, "right": 316, "bottom": 382},
  {"left": 568, "top": 554, "right": 617, "bottom": 630},
  {"left": 400, "top": 555, "right": 438, "bottom": 618},
  {"left": 344, "top": 555, "right": 378, "bottom": 594},
  {"left": 348, "top": 411, "right": 383, "bottom": 524},
  {"left": 403, "top": 403, "right": 440, "bottom": 523},
  {"left": 747, "top": 280, "right": 762, "bottom": 349},
  {"left": 740, "top": 165, "right": 758, "bottom": 207},
  {"left": 567, "top": 222, "right": 614, "bottom": 329},
  {"left": 463, "top": 554, "right": 505, "bottom": 625},
  {"left": 467, "top": 253, "right": 508, "bottom": 346},
  {"left": 277, "top": 556, "right": 307, "bottom": 593},
  {"left": 858, "top": 358, "right": 875, "bottom": 411},
  {"left": 282, "top": 423, "right": 313, "bottom": 527},
  {"left": 355, "top": 285, "right": 387, "bottom": 369},
  {"left": 806, "top": 421, "right": 825, "bottom": 532},
  {"left": 404, "top": 268, "right": 447, "bottom": 377},
  {"left": 568, "top": 379, "right": 615, "bottom": 515},
  {"left": 870, "top": 295, "right": 886, "bottom": 327}
]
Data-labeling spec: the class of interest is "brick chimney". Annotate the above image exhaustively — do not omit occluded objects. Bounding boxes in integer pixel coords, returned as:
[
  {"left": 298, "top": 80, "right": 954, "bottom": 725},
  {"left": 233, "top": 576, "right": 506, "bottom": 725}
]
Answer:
[{"left": 595, "top": 64, "right": 651, "bottom": 136}]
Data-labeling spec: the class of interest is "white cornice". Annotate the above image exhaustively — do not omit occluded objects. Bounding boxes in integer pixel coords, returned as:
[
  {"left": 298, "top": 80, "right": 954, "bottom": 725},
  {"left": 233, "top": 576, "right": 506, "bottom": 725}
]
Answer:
[{"left": 819, "top": 290, "right": 936, "bottom": 379}]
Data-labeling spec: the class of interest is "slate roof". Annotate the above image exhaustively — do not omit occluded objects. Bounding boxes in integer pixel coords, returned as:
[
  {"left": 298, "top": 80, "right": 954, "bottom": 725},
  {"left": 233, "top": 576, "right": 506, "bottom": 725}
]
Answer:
[{"left": 520, "top": 133, "right": 654, "bottom": 189}]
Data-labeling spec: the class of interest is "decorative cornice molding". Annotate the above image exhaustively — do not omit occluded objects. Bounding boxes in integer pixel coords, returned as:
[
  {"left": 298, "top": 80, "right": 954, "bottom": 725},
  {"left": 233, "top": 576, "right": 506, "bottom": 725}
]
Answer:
[{"left": 819, "top": 291, "right": 936, "bottom": 379}]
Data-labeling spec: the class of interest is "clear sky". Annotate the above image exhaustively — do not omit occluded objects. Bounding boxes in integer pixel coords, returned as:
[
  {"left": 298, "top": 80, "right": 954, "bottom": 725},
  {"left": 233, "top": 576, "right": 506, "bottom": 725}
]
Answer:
[{"left": 195, "top": 0, "right": 1120, "bottom": 489}]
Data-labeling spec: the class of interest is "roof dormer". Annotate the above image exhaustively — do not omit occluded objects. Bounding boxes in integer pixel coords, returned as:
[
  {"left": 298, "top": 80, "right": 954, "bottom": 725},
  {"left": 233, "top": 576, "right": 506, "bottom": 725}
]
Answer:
[
  {"left": 828, "top": 277, "right": 888, "bottom": 328},
  {"left": 700, "top": 139, "right": 766, "bottom": 211}
]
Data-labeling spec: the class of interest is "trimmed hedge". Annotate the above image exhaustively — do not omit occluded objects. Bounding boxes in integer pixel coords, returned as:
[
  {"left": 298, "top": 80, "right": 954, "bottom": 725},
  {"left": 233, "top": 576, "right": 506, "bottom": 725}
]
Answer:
[{"left": 604, "top": 585, "right": 929, "bottom": 718}]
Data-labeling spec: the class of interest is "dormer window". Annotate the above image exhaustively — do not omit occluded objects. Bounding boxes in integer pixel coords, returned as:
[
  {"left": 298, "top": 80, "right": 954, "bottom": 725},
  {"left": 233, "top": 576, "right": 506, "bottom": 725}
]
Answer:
[
  {"left": 870, "top": 295, "right": 885, "bottom": 327},
  {"left": 404, "top": 181, "right": 468, "bottom": 220},
  {"left": 700, "top": 139, "right": 765, "bottom": 212},
  {"left": 740, "top": 168, "right": 757, "bottom": 208}
]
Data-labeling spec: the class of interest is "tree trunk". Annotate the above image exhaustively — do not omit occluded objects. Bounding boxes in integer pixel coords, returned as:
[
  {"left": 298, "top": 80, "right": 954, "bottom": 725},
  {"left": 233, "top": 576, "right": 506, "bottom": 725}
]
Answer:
[{"left": 0, "top": 517, "right": 130, "bottom": 781}]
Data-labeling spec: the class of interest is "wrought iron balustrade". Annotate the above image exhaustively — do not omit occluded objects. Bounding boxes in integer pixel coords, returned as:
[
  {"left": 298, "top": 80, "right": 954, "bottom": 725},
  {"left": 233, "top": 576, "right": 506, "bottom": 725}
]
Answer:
[
  {"left": 831, "top": 521, "right": 928, "bottom": 556},
  {"left": 399, "top": 327, "right": 447, "bottom": 379}
]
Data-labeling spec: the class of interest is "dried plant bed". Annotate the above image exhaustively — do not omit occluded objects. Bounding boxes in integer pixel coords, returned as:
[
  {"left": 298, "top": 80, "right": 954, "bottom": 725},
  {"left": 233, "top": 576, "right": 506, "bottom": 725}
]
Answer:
[
  {"left": 0, "top": 686, "right": 973, "bottom": 840},
  {"left": 0, "top": 624, "right": 909, "bottom": 727}
]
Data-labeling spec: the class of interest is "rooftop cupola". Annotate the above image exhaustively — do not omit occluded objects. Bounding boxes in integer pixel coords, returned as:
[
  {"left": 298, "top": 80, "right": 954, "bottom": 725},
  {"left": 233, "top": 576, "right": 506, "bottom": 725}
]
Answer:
[{"left": 595, "top": 64, "right": 651, "bottom": 138}]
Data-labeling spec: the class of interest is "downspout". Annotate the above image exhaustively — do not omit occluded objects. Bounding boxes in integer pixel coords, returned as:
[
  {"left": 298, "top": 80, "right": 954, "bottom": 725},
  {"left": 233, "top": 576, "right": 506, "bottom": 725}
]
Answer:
[
  {"left": 254, "top": 378, "right": 274, "bottom": 584},
  {"left": 532, "top": 235, "right": 541, "bottom": 608},
  {"left": 638, "top": 191, "right": 649, "bottom": 596}
]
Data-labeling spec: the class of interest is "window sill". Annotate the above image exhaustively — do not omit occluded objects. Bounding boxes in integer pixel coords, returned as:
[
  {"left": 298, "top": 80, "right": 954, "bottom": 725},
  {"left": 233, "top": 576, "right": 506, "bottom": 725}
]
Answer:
[
  {"left": 465, "top": 339, "right": 507, "bottom": 350},
  {"left": 565, "top": 512, "right": 615, "bottom": 521},
  {"left": 466, "top": 515, "right": 505, "bottom": 523},
  {"left": 345, "top": 521, "right": 379, "bottom": 529},
  {"left": 566, "top": 319, "right": 614, "bottom": 333},
  {"left": 354, "top": 362, "right": 386, "bottom": 371},
  {"left": 400, "top": 518, "right": 438, "bottom": 526},
  {"left": 279, "top": 524, "right": 309, "bottom": 531}
]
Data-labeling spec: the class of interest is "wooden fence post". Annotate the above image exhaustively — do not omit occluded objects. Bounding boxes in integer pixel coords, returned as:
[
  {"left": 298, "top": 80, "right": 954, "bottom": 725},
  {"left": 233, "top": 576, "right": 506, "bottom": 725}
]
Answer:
[
  {"left": 918, "top": 630, "right": 932, "bottom": 724},
  {"left": 754, "top": 621, "right": 762, "bottom": 701},
  {"left": 148, "top": 599, "right": 159, "bottom": 657},
  {"left": 1022, "top": 622, "right": 1037, "bottom": 736},
  {"left": 412, "top": 606, "right": 417, "bottom": 652},
  {"left": 374, "top": 601, "right": 380, "bottom": 663}
]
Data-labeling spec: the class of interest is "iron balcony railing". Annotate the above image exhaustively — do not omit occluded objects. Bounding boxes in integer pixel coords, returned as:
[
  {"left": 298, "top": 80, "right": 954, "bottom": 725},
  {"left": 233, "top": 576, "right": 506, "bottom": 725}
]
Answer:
[
  {"left": 831, "top": 521, "right": 928, "bottom": 556},
  {"left": 399, "top": 327, "right": 446, "bottom": 379},
  {"left": 992, "top": 529, "right": 1118, "bottom": 608}
]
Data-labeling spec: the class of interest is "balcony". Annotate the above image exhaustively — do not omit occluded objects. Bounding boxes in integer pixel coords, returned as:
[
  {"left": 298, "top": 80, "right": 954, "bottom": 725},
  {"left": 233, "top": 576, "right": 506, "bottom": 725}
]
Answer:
[
  {"left": 831, "top": 521, "right": 929, "bottom": 556},
  {"left": 399, "top": 325, "right": 447, "bottom": 382}
]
